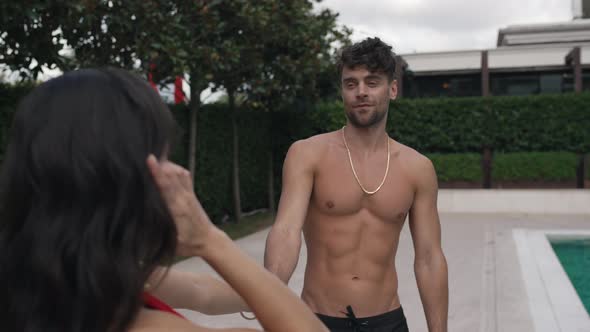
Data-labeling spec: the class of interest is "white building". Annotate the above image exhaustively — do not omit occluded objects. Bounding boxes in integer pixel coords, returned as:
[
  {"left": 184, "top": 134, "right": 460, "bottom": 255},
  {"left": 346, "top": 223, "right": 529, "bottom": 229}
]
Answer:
[{"left": 399, "top": 1, "right": 590, "bottom": 98}]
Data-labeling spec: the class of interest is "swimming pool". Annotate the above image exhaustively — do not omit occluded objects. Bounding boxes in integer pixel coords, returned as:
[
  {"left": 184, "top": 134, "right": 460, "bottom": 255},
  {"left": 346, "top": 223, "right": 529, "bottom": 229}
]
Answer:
[
  {"left": 551, "top": 237, "right": 590, "bottom": 315},
  {"left": 513, "top": 229, "right": 590, "bottom": 332}
]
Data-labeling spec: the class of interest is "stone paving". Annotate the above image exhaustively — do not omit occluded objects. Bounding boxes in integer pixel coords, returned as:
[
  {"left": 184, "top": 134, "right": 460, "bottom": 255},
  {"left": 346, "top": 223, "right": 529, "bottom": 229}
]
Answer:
[{"left": 172, "top": 212, "right": 590, "bottom": 332}]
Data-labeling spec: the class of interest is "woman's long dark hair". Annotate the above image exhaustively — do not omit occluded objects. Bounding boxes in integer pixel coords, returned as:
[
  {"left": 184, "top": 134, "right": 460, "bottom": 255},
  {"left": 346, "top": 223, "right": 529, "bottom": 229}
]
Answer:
[{"left": 0, "top": 68, "right": 178, "bottom": 332}]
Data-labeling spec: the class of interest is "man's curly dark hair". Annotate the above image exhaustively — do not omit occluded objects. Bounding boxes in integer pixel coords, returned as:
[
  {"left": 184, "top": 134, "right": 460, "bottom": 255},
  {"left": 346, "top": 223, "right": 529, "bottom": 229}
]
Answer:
[{"left": 337, "top": 37, "right": 397, "bottom": 82}]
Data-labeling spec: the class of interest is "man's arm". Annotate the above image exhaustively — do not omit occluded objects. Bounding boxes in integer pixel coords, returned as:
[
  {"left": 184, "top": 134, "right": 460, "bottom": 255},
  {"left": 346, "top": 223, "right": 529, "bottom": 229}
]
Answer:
[
  {"left": 264, "top": 140, "right": 315, "bottom": 284},
  {"left": 408, "top": 156, "right": 448, "bottom": 332}
]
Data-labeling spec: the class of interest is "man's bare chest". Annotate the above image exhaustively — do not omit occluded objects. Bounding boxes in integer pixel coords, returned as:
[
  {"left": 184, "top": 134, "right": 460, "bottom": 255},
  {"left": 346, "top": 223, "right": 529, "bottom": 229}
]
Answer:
[{"left": 310, "top": 157, "right": 414, "bottom": 222}]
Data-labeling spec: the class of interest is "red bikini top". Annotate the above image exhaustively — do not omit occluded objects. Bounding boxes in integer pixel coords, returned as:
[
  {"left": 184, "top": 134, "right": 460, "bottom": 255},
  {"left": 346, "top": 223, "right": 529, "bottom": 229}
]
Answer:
[{"left": 142, "top": 292, "right": 185, "bottom": 318}]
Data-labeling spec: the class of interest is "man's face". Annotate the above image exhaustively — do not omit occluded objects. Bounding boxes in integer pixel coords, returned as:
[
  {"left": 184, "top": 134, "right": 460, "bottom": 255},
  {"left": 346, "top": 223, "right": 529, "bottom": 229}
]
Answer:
[{"left": 341, "top": 66, "right": 397, "bottom": 128}]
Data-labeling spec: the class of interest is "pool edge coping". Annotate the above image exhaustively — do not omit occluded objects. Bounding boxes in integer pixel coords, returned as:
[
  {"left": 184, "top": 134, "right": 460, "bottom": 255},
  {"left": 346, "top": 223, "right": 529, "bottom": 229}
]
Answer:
[{"left": 513, "top": 228, "right": 590, "bottom": 332}]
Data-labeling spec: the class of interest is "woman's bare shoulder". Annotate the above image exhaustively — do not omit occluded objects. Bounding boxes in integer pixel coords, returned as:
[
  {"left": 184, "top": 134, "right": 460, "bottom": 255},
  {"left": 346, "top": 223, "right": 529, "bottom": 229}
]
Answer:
[{"left": 129, "top": 308, "right": 196, "bottom": 331}]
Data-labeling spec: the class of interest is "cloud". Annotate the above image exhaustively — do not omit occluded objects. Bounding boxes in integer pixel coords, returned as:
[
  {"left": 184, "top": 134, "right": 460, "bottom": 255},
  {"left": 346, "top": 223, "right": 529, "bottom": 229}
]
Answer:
[{"left": 318, "top": 0, "right": 573, "bottom": 53}]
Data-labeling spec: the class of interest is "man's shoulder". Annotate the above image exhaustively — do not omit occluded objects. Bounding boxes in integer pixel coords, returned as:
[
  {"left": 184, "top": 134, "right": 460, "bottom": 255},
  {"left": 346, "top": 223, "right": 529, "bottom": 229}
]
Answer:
[
  {"left": 395, "top": 142, "right": 435, "bottom": 174},
  {"left": 286, "top": 131, "right": 340, "bottom": 171},
  {"left": 294, "top": 131, "right": 338, "bottom": 145},
  {"left": 289, "top": 131, "right": 338, "bottom": 155}
]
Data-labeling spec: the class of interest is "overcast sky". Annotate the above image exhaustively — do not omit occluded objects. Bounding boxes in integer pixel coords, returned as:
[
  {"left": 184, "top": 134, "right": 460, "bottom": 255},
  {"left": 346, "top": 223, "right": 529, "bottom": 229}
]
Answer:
[{"left": 317, "top": 0, "right": 575, "bottom": 54}]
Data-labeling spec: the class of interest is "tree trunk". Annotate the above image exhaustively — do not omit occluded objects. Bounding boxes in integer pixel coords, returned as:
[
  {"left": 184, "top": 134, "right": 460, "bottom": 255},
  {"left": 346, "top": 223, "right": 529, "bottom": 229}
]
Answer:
[
  {"left": 187, "top": 72, "right": 205, "bottom": 182},
  {"left": 188, "top": 89, "right": 199, "bottom": 178},
  {"left": 482, "top": 147, "right": 493, "bottom": 189},
  {"left": 229, "top": 90, "right": 242, "bottom": 222},
  {"left": 576, "top": 153, "right": 586, "bottom": 189}
]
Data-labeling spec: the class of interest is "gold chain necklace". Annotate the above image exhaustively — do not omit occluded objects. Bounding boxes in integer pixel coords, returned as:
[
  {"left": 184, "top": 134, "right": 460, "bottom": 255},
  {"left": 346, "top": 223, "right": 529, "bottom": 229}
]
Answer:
[{"left": 341, "top": 126, "right": 390, "bottom": 195}]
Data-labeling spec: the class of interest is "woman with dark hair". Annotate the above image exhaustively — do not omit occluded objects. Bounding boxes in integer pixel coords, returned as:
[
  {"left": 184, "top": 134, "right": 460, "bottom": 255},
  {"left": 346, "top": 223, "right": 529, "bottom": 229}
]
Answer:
[{"left": 0, "top": 68, "right": 327, "bottom": 332}]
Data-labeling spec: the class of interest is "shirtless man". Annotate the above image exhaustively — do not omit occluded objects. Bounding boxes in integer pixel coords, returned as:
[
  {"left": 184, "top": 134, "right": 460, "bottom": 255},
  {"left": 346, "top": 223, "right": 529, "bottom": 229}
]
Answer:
[{"left": 264, "top": 38, "right": 448, "bottom": 332}]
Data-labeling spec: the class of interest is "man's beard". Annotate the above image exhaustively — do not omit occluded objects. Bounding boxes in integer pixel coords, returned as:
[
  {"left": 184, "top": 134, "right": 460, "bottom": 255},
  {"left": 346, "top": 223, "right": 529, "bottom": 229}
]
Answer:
[{"left": 345, "top": 107, "right": 387, "bottom": 128}]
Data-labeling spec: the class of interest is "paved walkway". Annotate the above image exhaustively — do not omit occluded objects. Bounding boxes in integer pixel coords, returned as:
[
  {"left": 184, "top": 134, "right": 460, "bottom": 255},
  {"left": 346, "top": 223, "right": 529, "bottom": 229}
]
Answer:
[{"left": 172, "top": 212, "right": 590, "bottom": 331}]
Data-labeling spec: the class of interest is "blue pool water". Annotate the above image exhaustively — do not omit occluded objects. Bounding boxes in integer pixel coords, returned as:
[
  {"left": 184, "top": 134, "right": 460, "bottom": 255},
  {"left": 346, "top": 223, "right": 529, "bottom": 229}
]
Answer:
[{"left": 550, "top": 238, "right": 590, "bottom": 314}]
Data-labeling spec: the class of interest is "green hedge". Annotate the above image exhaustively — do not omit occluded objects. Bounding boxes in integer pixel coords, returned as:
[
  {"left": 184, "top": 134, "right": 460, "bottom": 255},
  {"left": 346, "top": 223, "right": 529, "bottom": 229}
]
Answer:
[
  {"left": 2, "top": 84, "right": 589, "bottom": 221},
  {"left": 425, "top": 152, "right": 583, "bottom": 183},
  {"left": 0, "top": 82, "right": 272, "bottom": 222},
  {"left": 492, "top": 152, "right": 579, "bottom": 181},
  {"left": 426, "top": 153, "right": 482, "bottom": 182},
  {"left": 391, "top": 97, "right": 488, "bottom": 153},
  {"left": 309, "top": 93, "right": 590, "bottom": 154},
  {"left": 4, "top": 86, "right": 589, "bottom": 158},
  {"left": 176, "top": 105, "right": 272, "bottom": 222}
]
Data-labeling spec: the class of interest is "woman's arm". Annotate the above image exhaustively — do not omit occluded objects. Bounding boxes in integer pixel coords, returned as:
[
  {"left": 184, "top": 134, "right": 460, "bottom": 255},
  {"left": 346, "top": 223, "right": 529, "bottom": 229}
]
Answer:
[
  {"left": 146, "top": 155, "right": 327, "bottom": 332},
  {"left": 148, "top": 268, "right": 249, "bottom": 315}
]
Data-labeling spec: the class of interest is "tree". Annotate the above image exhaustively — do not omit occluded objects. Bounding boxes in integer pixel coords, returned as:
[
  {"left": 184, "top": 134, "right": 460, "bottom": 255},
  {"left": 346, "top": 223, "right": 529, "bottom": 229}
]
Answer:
[
  {"left": 186, "top": 0, "right": 350, "bottom": 222},
  {"left": 236, "top": 1, "right": 351, "bottom": 213},
  {"left": 0, "top": 1, "right": 69, "bottom": 79},
  {"left": 161, "top": 0, "right": 223, "bottom": 182},
  {"left": 206, "top": 1, "right": 269, "bottom": 223},
  {"left": 1, "top": 0, "right": 215, "bottom": 175},
  {"left": 247, "top": 1, "right": 350, "bottom": 110},
  {"left": 1, "top": 0, "right": 350, "bottom": 223}
]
